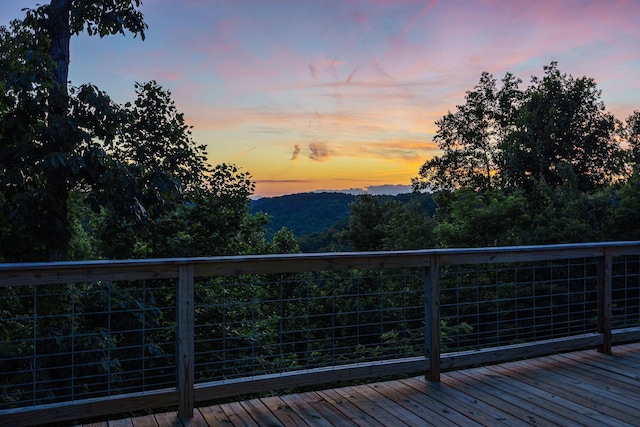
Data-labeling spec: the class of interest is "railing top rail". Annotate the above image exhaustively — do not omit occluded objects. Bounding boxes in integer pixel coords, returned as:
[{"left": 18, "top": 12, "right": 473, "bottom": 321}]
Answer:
[{"left": 1, "top": 241, "right": 639, "bottom": 287}]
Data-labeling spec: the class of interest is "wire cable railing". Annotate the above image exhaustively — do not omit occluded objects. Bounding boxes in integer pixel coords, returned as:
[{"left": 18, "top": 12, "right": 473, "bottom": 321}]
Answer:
[{"left": 0, "top": 242, "right": 639, "bottom": 426}]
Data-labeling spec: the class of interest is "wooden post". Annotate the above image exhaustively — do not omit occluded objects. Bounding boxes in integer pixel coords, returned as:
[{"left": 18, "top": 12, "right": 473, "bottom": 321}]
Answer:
[
  {"left": 597, "top": 250, "right": 612, "bottom": 354},
  {"left": 425, "top": 255, "right": 441, "bottom": 381},
  {"left": 177, "top": 265, "right": 195, "bottom": 418}
]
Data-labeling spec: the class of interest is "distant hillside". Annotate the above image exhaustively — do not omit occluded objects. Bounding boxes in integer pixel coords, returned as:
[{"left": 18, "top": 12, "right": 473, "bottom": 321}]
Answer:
[
  {"left": 251, "top": 192, "right": 355, "bottom": 238},
  {"left": 250, "top": 192, "right": 436, "bottom": 239}
]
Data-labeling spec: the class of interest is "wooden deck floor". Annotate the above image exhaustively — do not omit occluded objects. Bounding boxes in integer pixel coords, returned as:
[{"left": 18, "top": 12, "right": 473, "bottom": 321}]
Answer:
[{"left": 84, "top": 342, "right": 640, "bottom": 427}]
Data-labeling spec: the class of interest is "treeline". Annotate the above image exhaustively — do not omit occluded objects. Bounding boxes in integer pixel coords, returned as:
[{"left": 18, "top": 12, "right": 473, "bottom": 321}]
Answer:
[
  {"left": 309, "top": 62, "right": 640, "bottom": 252},
  {"left": 250, "top": 192, "right": 436, "bottom": 252}
]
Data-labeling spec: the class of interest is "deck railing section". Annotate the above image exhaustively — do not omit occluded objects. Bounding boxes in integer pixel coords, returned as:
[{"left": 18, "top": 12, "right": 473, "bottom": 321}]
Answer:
[{"left": 0, "top": 242, "right": 639, "bottom": 426}]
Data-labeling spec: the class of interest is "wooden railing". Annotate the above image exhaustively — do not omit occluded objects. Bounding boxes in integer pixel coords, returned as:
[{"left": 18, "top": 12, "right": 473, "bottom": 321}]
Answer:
[{"left": 1, "top": 241, "right": 639, "bottom": 426}]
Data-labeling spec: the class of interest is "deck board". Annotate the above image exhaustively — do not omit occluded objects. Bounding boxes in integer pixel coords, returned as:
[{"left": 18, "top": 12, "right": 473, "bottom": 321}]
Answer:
[
  {"left": 100, "top": 342, "right": 640, "bottom": 427},
  {"left": 490, "top": 360, "right": 639, "bottom": 426},
  {"left": 443, "top": 371, "right": 544, "bottom": 427},
  {"left": 399, "top": 377, "right": 508, "bottom": 426},
  {"left": 463, "top": 365, "right": 607, "bottom": 426},
  {"left": 315, "top": 388, "right": 387, "bottom": 427},
  {"left": 277, "top": 393, "right": 337, "bottom": 427}
]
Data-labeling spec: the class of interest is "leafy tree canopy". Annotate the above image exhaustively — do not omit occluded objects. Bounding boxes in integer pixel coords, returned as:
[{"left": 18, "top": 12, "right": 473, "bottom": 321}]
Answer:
[
  {"left": 341, "top": 194, "right": 436, "bottom": 251},
  {"left": 413, "top": 62, "right": 629, "bottom": 195},
  {"left": 0, "top": 2, "right": 275, "bottom": 261},
  {"left": 412, "top": 63, "right": 639, "bottom": 248}
]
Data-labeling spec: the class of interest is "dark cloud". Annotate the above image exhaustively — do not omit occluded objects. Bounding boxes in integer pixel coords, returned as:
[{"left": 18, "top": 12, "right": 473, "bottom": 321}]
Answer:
[{"left": 291, "top": 144, "right": 301, "bottom": 161}]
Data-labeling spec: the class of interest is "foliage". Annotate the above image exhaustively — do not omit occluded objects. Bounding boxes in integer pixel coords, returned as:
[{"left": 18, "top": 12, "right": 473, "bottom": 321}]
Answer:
[
  {"left": 0, "top": 2, "right": 279, "bottom": 262},
  {"left": 341, "top": 194, "right": 388, "bottom": 251},
  {"left": 254, "top": 192, "right": 437, "bottom": 252},
  {"left": 414, "top": 62, "right": 627, "bottom": 195},
  {"left": 146, "top": 164, "right": 271, "bottom": 258},
  {"left": 0, "top": 1, "right": 142, "bottom": 260},
  {"left": 250, "top": 192, "right": 355, "bottom": 238},
  {"left": 432, "top": 188, "right": 530, "bottom": 247},
  {"left": 297, "top": 218, "right": 349, "bottom": 253},
  {"left": 625, "top": 110, "right": 640, "bottom": 174},
  {"left": 603, "top": 175, "right": 640, "bottom": 241},
  {"left": 502, "top": 62, "right": 624, "bottom": 193},
  {"left": 413, "top": 71, "right": 522, "bottom": 192},
  {"left": 414, "top": 62, "right": 639, "bottom": 248},
  {"left": 340, "top": 194, "right": 437, "bottom": 251},
  {"left": 111, "top": 81, "right": 207, "bottom": 190}
]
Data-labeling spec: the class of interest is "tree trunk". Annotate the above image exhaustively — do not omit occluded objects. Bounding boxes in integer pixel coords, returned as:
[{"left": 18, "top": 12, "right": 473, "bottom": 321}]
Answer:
[{"left": 45, "top": 0, "right": 72, "bottom": 261}]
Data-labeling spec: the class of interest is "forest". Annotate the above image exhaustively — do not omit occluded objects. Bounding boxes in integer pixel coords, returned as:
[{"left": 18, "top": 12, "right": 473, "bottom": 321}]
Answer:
[{"left": 1, "top": 1, "right": 639, "bottom": 415}]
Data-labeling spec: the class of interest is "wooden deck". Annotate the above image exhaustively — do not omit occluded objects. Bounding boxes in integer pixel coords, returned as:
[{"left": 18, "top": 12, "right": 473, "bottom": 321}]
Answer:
[{"left": 80, "top": 342, "right": 640, "bottom": 427}]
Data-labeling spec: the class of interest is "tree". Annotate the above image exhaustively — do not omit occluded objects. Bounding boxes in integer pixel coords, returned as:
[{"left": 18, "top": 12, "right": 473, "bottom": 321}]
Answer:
[
  {"left": 89, "top": 82, "right": 209, "bottom": 259},
  {"left": 411, "top": 62, "right": 636, "bottom": 248},
  {"left": 342, "top": 195, "right": 435, "bottom": 251},
  {"left": 112, "top": 81, "right": 207, "bottom": 190},
  {"left": 412, "top": 71, "right": 522, "bottom": 192},
  {"left": 413, "top": 63, "right": 627, "bottom": 195},
  {"left": 501, "top": 62, "right": 625, "bottom": 193},
  {"left": 1, "top": 2, "right": 267, "bottom": 262},
  {"left": 1, "top": 3, "right": 281, "bottom": 262},
  {"left": 624, "top": 110, "right": 640, "bottom": 174},
  {"left": 432, "top": 188, "right": 530, "bottom": 247},
  {"left": 341, "top": 195, "right": 388, "bottom": 251},
  {"left": 381, "top": 200, "right": 436, "bottom": 250},
  {"left": 0, "top": 1, "right": 147, "bottom": 261},
  {"left": 147, "top": 164, "right": 270, "bottom": 258}
]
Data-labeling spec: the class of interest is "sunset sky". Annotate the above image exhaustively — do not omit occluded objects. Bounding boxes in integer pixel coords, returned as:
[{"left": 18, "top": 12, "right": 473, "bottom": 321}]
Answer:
[{"left": 1, "top": 0, "right": 639, "bottom": 197}]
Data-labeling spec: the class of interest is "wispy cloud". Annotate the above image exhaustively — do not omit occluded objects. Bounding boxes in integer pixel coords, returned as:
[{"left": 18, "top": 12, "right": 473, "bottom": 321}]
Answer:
[{"left": 231, "top": 146, "right": 258, "bottom": 160}]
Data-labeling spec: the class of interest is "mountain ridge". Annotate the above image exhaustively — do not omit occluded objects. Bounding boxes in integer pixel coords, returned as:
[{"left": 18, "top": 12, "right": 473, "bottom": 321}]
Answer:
[{"left": 250, "top": 191, "right": 435, "bottom": 239}]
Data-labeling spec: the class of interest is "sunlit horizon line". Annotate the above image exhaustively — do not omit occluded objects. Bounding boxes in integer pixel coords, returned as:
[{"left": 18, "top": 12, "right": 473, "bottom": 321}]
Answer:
[{"left": 251, "top": 182, "right": 416, "bottom": 199}]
